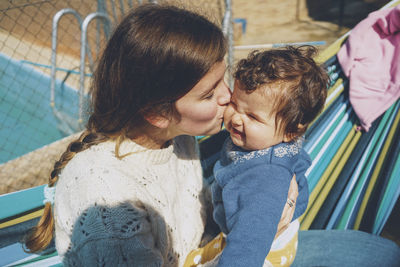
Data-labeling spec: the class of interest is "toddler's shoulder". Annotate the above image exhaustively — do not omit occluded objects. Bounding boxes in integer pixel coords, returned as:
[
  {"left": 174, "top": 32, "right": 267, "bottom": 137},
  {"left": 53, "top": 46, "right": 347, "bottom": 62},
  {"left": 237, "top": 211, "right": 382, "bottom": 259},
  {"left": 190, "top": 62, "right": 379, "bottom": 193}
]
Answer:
[{"left": 271, "top": 139, "right": 311, "bottom": 168}]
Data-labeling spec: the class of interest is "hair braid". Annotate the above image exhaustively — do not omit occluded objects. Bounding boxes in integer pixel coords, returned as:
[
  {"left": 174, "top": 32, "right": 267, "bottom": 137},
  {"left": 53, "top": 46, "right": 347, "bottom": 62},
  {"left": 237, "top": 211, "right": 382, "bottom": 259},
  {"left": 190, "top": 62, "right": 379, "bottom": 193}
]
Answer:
[{"left": 24, "top": 130, "right": 109, "bottom": 253}]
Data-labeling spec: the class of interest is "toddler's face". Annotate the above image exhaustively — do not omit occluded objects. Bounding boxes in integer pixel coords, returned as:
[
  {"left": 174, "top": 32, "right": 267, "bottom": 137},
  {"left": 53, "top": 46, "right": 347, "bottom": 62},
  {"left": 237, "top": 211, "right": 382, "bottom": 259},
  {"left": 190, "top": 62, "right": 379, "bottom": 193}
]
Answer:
[{"left": 224, "top": 81, "right": 288, "bottom": 151}]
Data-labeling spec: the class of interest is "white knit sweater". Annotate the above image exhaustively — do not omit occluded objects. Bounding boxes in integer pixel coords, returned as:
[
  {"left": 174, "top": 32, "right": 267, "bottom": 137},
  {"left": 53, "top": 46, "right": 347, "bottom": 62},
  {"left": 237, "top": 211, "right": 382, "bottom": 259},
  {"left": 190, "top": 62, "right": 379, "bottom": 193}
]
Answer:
[{"left": 54, "top": 135, "right": 207, "bottom": 266}]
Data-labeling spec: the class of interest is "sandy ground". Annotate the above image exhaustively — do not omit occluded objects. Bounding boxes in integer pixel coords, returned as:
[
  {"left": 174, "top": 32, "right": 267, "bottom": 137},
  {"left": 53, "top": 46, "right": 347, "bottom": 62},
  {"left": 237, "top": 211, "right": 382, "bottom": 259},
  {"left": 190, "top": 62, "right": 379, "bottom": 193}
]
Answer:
[{"left": 232, "top": 0, "right": 390, "bottom": 60}]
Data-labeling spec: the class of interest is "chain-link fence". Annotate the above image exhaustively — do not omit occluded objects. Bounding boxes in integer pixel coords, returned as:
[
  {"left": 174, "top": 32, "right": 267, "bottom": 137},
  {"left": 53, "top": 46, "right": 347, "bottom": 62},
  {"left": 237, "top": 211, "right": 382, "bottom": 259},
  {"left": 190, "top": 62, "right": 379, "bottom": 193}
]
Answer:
[{"left": 0, "top": 0, "right": 233, "bottom": 194}]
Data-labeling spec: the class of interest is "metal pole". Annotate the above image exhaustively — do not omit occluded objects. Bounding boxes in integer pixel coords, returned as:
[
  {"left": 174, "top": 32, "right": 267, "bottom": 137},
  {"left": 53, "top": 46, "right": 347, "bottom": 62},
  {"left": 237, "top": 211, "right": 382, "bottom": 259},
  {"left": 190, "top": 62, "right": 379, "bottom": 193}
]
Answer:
[
  {"left": 110, "top": 0, "right": 118, "bottom": 22},
  {"left": 79, "top": 12, "right": 111, "bottom": 126},
  {"left": 50, "top": 8, "right": 82, "bottom": 108},
  {"left": 119, "top": 0, "right": 125, "bottom": 15},
  {"left": 222, "top": 0, "right": 234, "bottom": 90}
]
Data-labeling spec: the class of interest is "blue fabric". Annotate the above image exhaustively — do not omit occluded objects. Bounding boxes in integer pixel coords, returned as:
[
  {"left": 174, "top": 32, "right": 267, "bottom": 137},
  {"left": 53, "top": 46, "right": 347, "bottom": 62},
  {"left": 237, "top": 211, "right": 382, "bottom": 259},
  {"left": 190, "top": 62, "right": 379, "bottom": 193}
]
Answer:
[
  {"left": 293, "top": 230, "right": 400, "bottom": 267},
  {"left": 211, "top": 137, "right": 311, "bottom": 267}
]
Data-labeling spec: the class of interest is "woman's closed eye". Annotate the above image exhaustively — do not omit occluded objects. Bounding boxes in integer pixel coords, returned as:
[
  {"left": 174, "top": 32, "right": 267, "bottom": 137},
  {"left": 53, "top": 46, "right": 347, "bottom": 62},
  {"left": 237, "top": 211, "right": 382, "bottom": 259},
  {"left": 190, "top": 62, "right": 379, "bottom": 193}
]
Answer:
[{"left": 204, "top": 91, "right": 215, "bottom": 99}]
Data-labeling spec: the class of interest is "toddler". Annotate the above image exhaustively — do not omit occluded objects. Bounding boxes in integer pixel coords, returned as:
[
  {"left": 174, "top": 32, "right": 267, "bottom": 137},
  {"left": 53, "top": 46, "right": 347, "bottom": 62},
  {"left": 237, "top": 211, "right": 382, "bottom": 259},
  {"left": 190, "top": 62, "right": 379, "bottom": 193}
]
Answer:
[{"left": 185, "top": 46, "right": 328, "bottom": 267}]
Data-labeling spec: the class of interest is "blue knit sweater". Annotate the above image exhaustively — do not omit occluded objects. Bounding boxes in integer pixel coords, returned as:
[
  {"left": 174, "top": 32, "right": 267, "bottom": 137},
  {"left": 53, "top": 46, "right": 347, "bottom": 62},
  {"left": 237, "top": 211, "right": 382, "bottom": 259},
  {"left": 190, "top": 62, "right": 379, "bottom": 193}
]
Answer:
[{"left": 211, "top": 137, "right": 311, "bottom": 267}]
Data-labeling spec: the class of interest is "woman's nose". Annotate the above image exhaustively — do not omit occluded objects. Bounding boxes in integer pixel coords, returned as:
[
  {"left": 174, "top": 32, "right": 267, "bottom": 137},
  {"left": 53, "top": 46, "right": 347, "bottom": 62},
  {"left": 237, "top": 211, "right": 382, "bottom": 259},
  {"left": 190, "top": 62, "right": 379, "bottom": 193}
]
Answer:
[{"left": 217, "top": 82, "right": 231, "bottom": 106}]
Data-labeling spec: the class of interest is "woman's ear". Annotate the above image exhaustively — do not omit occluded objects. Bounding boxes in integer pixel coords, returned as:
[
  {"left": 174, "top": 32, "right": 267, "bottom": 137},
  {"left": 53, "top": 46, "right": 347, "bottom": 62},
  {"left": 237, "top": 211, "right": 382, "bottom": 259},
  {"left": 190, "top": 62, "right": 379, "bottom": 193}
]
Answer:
[{"left": 144, "top": 114, "right": 170, "bottom": 129}]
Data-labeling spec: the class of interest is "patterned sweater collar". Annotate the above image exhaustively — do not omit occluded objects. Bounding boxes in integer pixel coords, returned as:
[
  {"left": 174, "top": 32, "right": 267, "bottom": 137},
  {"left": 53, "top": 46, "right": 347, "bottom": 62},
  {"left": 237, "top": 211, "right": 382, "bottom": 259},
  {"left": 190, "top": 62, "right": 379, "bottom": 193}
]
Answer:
[{"left": 224, "top": 138, "right": 303, "bottom": 165}]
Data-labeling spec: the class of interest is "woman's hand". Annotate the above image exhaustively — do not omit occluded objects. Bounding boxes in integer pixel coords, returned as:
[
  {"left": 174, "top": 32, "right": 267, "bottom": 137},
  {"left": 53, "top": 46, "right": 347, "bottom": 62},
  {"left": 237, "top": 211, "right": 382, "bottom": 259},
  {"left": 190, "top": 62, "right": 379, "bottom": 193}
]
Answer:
[{"left": 275, "top": 175, "right": 298, "bottom": 238}]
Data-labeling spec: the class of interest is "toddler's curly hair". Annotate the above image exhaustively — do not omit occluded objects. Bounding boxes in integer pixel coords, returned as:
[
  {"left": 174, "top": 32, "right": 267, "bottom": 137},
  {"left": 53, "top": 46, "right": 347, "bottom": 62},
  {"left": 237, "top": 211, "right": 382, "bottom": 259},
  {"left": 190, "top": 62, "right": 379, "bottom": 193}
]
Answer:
[{"left": 234, "top": 45, "right": 329, "bottom": 139}]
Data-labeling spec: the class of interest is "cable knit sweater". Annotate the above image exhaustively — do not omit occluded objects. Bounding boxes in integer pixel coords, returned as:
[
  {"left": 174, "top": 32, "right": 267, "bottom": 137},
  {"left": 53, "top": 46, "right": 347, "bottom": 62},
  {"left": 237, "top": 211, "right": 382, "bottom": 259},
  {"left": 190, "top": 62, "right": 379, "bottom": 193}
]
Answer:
[
  {"left": 212, "top": 138, "right": 311, "bottom": 267},
  {"left": 54, "top": 135, "right": 207, "bottom": 267}
]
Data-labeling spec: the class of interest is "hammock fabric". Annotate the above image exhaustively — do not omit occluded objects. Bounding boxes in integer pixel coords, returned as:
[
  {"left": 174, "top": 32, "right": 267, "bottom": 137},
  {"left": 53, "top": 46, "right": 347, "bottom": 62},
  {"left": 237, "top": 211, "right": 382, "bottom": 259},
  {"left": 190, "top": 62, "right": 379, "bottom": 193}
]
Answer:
[{"left": 1, "top": 1, "right": 400, "bottom": 265}]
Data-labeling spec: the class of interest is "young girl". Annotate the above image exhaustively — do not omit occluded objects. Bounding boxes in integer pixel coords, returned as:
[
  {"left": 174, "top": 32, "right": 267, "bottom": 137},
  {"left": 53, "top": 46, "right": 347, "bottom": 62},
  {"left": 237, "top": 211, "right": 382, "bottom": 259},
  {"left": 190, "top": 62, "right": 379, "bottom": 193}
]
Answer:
[
  {"left": 186, "top": 46, "right": 329, "bottom": 267},
  {"left": 24, "top": 4, "right": 297, "bottom": 266}
]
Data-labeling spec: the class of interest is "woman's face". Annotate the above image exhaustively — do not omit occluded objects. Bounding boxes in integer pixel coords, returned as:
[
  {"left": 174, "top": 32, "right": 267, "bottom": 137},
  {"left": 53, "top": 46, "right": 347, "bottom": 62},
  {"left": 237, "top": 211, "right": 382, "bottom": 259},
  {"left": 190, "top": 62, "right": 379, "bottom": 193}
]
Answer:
[{"left": 171, "top": 61, "right": 231, "bottom": 137}]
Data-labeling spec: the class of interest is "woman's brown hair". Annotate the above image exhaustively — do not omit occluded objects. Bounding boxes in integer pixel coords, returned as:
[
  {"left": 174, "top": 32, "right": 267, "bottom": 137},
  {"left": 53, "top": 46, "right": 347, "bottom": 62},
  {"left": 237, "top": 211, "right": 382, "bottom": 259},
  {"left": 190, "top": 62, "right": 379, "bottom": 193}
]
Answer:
[
  {"left": 24, "top": 3, "right": 226, "bottom": 252},
  {"left": 234, "top": 45, "right": 329, "bottom": 139}
]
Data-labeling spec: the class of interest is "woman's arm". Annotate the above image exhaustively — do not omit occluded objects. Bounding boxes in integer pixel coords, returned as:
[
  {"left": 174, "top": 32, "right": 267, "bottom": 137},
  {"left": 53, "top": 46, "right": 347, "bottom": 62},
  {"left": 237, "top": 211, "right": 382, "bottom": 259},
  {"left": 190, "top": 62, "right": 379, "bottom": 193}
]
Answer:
[
  {"left": 275, "top": 175, "right": 298, "bottom": 238},
  {"left": 58, "top": 201, "right": 165, "bottom": 267}
]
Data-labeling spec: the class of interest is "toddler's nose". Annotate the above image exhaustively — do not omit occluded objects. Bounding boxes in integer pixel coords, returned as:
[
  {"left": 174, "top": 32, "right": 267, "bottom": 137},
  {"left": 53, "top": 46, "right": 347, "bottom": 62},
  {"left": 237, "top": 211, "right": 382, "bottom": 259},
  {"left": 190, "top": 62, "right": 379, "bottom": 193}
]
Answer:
[{"left": 231, "top": 113, "right": 242, "bottom": 127}]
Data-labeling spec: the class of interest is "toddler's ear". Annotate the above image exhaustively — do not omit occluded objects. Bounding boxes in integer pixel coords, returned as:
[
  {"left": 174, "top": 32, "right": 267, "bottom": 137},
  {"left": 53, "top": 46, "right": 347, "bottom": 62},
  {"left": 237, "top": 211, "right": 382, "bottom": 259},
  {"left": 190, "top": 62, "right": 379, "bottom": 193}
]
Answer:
[
  {"left": 283, "top": 124, "right": 305, "bottom": 142},
  {"left": 297, "top": 123, "right": 306, "bottom": 131},
  {"left": 144, "top": 114, "right": 170, "bottom": 129},
  {"left": 283, "top": 134, "right": 294, "bottom": 142}
]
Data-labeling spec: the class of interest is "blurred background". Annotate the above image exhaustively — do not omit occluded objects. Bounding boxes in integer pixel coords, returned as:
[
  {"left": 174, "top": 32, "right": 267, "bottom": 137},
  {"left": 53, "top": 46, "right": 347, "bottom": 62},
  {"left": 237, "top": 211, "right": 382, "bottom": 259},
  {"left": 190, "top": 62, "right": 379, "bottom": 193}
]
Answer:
[{"left": 232, "top": 0, "right": 390, "bottom": 59}]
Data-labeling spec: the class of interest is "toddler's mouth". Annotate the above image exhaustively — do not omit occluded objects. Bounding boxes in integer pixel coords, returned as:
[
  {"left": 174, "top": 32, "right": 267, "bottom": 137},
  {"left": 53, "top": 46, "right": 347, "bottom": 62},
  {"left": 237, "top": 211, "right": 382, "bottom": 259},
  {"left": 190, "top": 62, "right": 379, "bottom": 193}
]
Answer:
[{"left": 231, "top": 127, "right": 244, "bottom": 139}]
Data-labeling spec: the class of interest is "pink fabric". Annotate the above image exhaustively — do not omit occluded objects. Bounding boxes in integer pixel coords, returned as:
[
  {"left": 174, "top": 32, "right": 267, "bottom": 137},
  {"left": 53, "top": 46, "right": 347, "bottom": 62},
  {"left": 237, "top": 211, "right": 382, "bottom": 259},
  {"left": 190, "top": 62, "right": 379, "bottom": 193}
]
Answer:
[{"left": 337, "top": 5, "right": 400, "bottom": 131}]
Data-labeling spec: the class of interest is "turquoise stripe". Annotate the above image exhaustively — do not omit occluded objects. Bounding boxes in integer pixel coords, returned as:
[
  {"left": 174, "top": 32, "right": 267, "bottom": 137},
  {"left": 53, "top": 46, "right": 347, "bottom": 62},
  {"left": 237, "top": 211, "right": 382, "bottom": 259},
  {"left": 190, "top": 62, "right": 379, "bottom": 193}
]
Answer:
[
  {"left": 10, "top": 251, "right": 59, "bottom": 267},
  {"left": 0, "top": 185, "right": 44, "bottom": 221},
  {"left": 308, "top": 105, "right": 347, "bottom": 160},
  {"left": 373, "top": 151, "right": 400, "bottom": 234},
  {"left": 347, "top": 101, "right": 399, "bottom": 229},
  {"left": 309, "top": 119, "right": 353, "bottom": 191},
  {"left": 307, "top": 111, "right": 354, "bottom": 191},
  {"left": 304, "top": 96, "right": 346, "bottom": 152},
  {"left": 335, "top": 101, "right": 399, "bottom": 229},
  {"left": 326, "top": 133, "right": 375, "bottom": 229}
]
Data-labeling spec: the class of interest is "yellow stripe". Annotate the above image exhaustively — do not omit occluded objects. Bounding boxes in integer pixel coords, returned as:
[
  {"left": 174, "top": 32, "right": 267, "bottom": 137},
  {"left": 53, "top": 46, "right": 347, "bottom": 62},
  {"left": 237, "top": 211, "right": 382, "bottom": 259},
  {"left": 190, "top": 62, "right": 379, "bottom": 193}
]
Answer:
[
  {"left": 388, "top": 0, "right": 400, "bottom": 8},
  {"left": 325, "top": 78, "right": 344, "bottom": 107},
  {"left": 353, "top": 105, "right": 400, "bottom": 229},
  {"left": 0, "top": 209, "right": 44, "bottom": 229},
  {"left": 315, "top": 37, "right": 348, "bottom": 64},
  {"left": 300, "top": 126, "right": 360, "bottom": 229}
]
